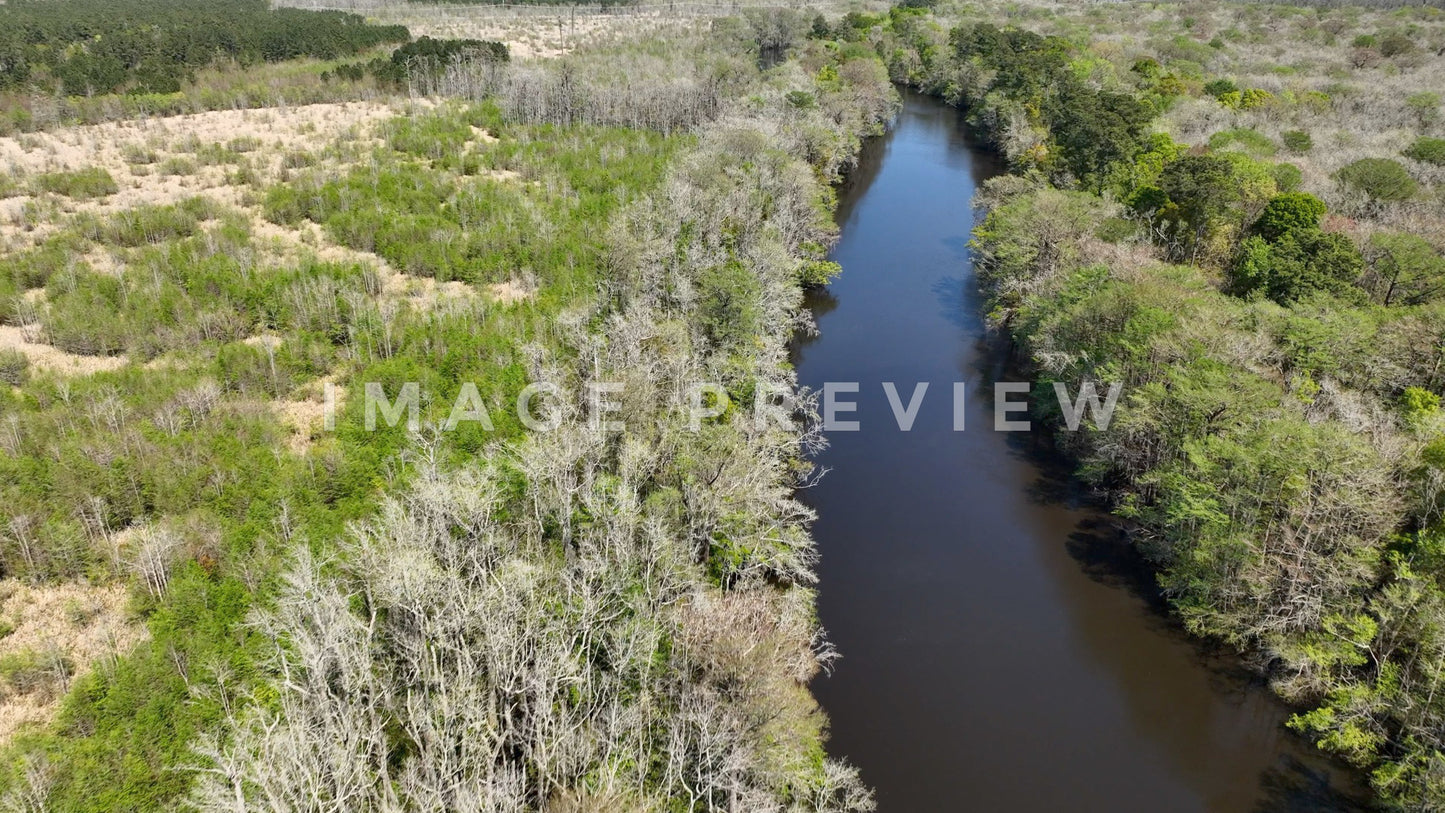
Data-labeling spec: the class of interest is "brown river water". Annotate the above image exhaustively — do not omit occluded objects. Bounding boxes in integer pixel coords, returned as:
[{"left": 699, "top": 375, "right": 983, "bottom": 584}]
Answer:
[{"left": 794, "top": 89, "right": 1371, "bottom": 813}]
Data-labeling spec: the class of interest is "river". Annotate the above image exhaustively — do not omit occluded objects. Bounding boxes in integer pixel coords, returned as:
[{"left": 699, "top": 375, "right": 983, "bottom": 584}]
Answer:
[{"left": 793, "top": 89, "right": 1369, "bottom": 812}]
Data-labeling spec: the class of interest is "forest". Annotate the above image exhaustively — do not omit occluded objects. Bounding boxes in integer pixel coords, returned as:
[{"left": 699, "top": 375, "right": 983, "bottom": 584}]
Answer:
[
  {"left": 853, "top": 1, "right": 1445, "bottom": 807},
  {"left": 0, "top": 0, "right": 409, "bottom": 96}
]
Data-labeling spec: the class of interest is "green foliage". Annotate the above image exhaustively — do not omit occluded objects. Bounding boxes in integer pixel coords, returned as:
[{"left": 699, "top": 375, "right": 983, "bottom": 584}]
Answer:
[
  {"left": 1282, "top": 129, "right": 1313, "bottom": 153},
  {"left": 367, "top": 37, "right": 508, "bottom": 86},
  {"left": 1402, "top": 386, "right": 1441, "bottom": 423},
  {"left": 1157, "top": 154, "right": 1239, "bottom": 252},
  {"left": 799, "top": 259, "right": 841, "bottom": 286},
  {"left": 698, "top": 261, "right": 762, "bottom": 351},
  {"left": 1230, "top": 228, "right": 1364, "bottom": 304},
  {"left": 1239, "top": 88, "right": 1274, "bottom": 110},
  {"left": 0, "top": 0, "right": 408, "bottom": 96},
  {"left": 1336, "top": 157, "right": 1419, "bottom": 202},
  {"left": 31, "top": 168, "right": 118, "bottom": 200},
  {"left": 1203, "top": 78, "right": 1239, "bottom": 98},
  {"left": 1208, "top": 127, "right": 1275, "bottom": 157},
  {"left": 1407, "top": 92, "right": 1441, "bottom": 127},
  {"left": 1271, "top": 162, "right": 1303, "bottom": 193},
  {"left": 1253, "top": 192, "right": 1327, "bottom": 242},
  {"left": 1405, "top": 136, "right": 1445, "bottom": 166},
  {"left": 949, "top": 24, "right": 1150, "bottom": 189},
  {"left": 1365, "top": 232, "right": 1445, "bottom": 306}
]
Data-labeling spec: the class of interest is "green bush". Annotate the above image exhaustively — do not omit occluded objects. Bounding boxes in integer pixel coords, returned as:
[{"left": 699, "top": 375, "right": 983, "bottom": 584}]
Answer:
[
  {"left": 1282, "top": 130, "right": 1313, "bottom": 153},
  {"left": 158, "top": 157, "right": 198, "bottom": 177},
  {"left": 281, "top": 151, "right": 317, "bottom": 169},
  {"left": 1254, "top": 192, "right": 1327, "bottom": 242},
  {"left": 1203, "top": 78, "right": 1239, "bottom": 98},
  {"left": 1379, "top": 33, "right": 1416, "bottom": 57},
  {"left": 122, "top": 144, "right": 160, "bottom": 165},
  {"left": 0, "top": 649, "right": 64, "bottom": 697},
  {"left": 1208, "top": 127, "right": 1276, "bottom": 156},
  {"left": 1272, "top": 162, "right": 1303, "bottom": 193},
  {"left": 1336, "top": 158, "right": 1418, "bottom": 202},
  {"left": 32, "top": 167, "right": 118, "bottom": 199},
  {"left": 1239, "top": 88, "right": 1274, "bottom": 110},
  {"left": 1404, "top": 137, "right": 1445, "bottom": 166}
]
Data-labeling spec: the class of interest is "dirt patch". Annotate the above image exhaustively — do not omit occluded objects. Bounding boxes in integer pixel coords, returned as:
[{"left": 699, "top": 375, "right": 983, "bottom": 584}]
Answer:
[{"left": 0, "top": 580, "right": 146, "bottom": 745}]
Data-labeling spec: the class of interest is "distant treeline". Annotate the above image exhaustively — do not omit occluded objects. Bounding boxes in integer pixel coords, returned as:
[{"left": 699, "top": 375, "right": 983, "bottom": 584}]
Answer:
[
  {"left": 0, "top": 0, "right": 409, "bottom": 96},
  {"left": 327, "top": 36, "right": 509, "bottom": 86},
  {"left": 402, "top": 0, "right": 639, "bottom": 7}
]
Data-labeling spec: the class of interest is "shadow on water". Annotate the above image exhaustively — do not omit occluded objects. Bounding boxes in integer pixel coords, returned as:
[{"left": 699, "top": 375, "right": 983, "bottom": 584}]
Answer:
[{"left": 797, "top": 87, "right": 1375, "bottom": 812}]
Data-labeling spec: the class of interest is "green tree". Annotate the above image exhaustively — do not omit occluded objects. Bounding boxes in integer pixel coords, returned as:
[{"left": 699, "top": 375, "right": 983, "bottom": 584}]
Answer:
[
  {"left": 1158, "top": 155, "right": 1238, "bottom": 256},
  {"left": 1253, "top": 192, "right": 1327, "bottom": 242},
  {"left": 1365, "top": 233, "right": 1445, "bottom": 306},
  {"left": 1231, "top": 229, "right": 1364, "bottom": 304}
]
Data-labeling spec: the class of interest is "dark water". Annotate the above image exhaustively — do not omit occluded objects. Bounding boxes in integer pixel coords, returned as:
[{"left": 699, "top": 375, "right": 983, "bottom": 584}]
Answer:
[{"left": 795, "top": 90, "right": 1368, "bottom": 812}]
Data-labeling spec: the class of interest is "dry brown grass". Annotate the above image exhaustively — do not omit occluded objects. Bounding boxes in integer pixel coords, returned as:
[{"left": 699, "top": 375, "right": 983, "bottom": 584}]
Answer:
[
  {"left": 0, "top": 101, "right": 416, "bottom": 246},
  {"left": 0, "top": 580, "right": 145, "bottom": 746},
  {"left": 0, "top": 325, "right": 128, "bottom": 376}
]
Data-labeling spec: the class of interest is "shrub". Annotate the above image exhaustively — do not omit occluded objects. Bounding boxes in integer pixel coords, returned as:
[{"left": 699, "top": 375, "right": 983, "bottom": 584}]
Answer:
[
  {"left": 1282, "top": 130, "right": 1313, "bottom": 153},
  {"left": 0, "top": 348, "right": 28, "bottom": 386},
  {"left": 1407, "top": 92, "right": 1441, "bottom": 127},
  {"left": 226, "top": 137, "right": 262, "bottom": 154},
  {"left": 699, "top": 260, "right": 761, "bottom": 350},
  {"left": 1239, "top": 88, "right": 1274, "bottom": 110},
  {"left": 1403, "top": 386, "right": 1441, "bottom": 423},
  {"left": 1254, "top": 192, "right": 1327, "bottom": 242},
  {"left": 32, "top": 167, "right": 117, "bottom": 199},
  {"left": 1365, "top": 232, "right": 1445, "bottom": 306},
  {"left": 1208, "top": 128, "right": 1275, "bottom": 157},
  {"left": 158, "top": 157, "right": 198, "bottom": 177},
  {"left": 122, "top": 143, "right": 160, "bottom": 165},
  {"left": 0, "top": 649, "right": 68, "bottom": 698},
  {"left": 1379, "top": 33, "right": 1416, "bottom": 57},
  {"left": 1204, "top": 78, "right": 1239, "bottom": 98},
  {"left": 281, "top": 151, "right": 317, "bottom": 169},
  {"left": 1352, "top": 34, "right": 1377, "bottom": 48},
  {"left": 1336, "top": 158, "right": 1418, "bottom": 202},
  {"left": 1272, "top": 163, "right": 1303, "bottom": 193},
  {"left": 1404, "top": 137, "right": 1445, "bottom": 166}
]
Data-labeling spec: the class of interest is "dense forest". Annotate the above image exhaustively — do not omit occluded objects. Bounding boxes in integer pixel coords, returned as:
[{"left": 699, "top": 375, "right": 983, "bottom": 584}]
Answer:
[
  {"left": 854, "top": 2, "right": 1445, "bottom": 807},
  {"left": 0, "top": 0, "right": 408, "bottom": 96}
]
